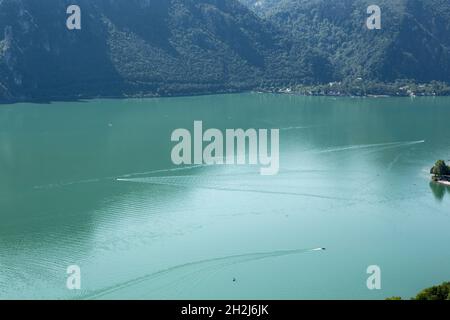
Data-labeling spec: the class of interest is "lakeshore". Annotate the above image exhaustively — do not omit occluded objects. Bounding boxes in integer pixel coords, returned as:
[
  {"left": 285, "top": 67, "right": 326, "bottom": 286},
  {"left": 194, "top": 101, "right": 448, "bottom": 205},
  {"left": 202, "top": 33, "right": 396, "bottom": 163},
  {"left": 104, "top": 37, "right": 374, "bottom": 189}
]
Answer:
[
  {"left": 261, "top": 80, "right": 450, "bottom": 98},
  {"left": 2, "top": 80, "right": 450, "bottom": 105}
]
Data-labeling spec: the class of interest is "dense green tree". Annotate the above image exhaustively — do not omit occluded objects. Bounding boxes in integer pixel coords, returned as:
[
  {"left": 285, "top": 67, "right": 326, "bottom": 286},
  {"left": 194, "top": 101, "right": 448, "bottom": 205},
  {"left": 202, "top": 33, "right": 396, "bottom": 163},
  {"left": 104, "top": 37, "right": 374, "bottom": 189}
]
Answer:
[
  {"left": 386, "top": 282, "right": 450, "bottom": 300},
  {"left": 430, "top": 160, "right": 450, "bottom": 177},
  {"left": 414, "top": 282, "right": 450, "bottom": 300},
  {"left": 386, "top": 296, "right": 403, "bottom": 300}
]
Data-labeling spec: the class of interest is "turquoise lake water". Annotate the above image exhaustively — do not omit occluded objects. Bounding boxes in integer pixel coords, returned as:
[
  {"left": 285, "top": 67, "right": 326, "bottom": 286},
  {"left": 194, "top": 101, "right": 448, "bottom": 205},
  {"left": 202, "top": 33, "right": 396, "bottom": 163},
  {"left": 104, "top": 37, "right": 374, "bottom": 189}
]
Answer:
[{"left": 0, "top": 93, "right": 449, "bottom": 299}]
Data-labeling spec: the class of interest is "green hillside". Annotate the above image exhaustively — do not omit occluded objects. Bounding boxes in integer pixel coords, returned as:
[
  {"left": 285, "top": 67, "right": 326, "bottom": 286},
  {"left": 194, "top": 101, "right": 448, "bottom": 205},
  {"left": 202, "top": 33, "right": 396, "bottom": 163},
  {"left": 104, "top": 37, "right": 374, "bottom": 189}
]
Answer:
[
  {"left": 242, "top": 0, "right": 450, "bottom": 83},
  {"left": 0, "top": 0, "right": 305, "bottom": 101},
  {"left": 1, "top": 0, "right": 450, "bottom": 101}
]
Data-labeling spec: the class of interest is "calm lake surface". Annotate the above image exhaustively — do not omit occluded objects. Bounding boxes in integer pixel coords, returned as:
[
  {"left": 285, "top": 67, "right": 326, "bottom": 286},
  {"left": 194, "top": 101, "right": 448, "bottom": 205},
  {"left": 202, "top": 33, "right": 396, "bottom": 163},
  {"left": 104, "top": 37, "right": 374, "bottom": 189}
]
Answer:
[{"left": 1, "top": 93, "right": 449, "bottom": 299}]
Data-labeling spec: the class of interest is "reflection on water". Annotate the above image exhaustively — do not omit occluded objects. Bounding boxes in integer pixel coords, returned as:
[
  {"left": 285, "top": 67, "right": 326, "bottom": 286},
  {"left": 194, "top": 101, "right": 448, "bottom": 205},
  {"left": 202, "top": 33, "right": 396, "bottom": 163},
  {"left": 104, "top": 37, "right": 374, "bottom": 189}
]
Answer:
[
  {"left": 429, "top": 182, "right": 450, "bottom": 201},
  {"left": 1, "top": 94, "right": 450, "bottom": 299}
]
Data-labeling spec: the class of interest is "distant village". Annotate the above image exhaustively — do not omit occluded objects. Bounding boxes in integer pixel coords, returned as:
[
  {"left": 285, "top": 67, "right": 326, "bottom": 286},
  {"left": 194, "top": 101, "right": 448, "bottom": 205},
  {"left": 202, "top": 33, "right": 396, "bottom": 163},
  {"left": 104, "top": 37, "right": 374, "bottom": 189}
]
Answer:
[{"left": 260, "top": 80, "right": 450, "bottom": 97}]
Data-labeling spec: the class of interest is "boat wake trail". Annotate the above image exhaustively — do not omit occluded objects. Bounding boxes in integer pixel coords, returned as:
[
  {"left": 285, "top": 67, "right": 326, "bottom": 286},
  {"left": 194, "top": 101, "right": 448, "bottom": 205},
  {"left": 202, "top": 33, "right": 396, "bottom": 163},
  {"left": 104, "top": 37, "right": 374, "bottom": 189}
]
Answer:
[
  {"left": 82, "top": 247, "right": 325, "bottom": 300},
  {"left": 118, "top": 165, "right": 205, "bottom": 179},
  {"left": 33, "top": 165, "right": 204, "bottom": 190},
  {"left": 117, "top": 176, "right": 350, "bottom": 200},
  {"left": 280, "top": 125, "right": 322, "bottom": 131},
  {"left": 315, "top": 140, "right": 425, "bottom": 154}
]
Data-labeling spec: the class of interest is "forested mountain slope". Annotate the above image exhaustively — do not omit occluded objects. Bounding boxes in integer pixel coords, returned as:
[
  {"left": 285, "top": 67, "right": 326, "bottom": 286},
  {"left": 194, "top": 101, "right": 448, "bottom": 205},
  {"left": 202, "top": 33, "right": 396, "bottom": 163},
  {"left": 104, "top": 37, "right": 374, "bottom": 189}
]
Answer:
[
  {"left": 1, "top": 0, "right": 450, "bottom": 101},
  {"left": 241, "top": 0, "right": 450, "bottom": 83},
  {"left": 0, "top": 0, "right": 307, "bottom": 101}
]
